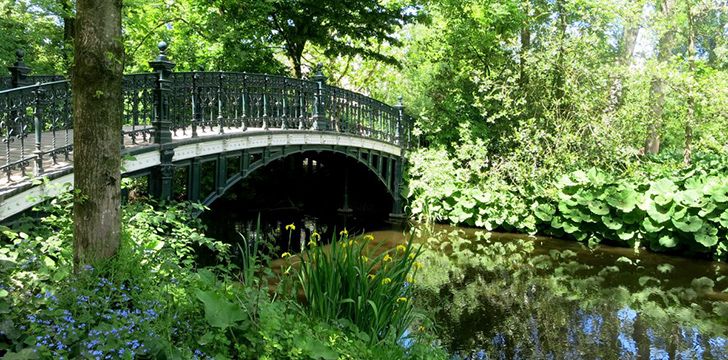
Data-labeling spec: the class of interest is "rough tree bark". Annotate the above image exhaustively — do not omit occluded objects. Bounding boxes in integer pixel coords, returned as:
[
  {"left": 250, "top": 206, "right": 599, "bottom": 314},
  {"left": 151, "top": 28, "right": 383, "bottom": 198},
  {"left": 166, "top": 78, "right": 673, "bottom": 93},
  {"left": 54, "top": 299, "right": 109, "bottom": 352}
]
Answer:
[{"left": 72, "top": 0, "right": 124, "bottom": 269}]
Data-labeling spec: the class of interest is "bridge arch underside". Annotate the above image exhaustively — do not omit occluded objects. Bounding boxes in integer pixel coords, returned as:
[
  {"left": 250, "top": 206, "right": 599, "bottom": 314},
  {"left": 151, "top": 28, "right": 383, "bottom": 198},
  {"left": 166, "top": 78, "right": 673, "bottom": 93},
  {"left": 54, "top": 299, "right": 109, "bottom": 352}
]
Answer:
[{"left": 129, "top": 145, "right": 402, "bottom": 215}]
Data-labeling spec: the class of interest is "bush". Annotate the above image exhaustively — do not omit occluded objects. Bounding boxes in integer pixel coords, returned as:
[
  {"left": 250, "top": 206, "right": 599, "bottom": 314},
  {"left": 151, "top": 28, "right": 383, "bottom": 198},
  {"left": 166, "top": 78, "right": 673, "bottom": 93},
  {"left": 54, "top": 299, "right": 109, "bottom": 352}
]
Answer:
[
  {"left": 408, "top": 149, "right": 728, "bottom": 259},
  {"left": 1, "top": 197, "right": 446, "bottom": 359}
]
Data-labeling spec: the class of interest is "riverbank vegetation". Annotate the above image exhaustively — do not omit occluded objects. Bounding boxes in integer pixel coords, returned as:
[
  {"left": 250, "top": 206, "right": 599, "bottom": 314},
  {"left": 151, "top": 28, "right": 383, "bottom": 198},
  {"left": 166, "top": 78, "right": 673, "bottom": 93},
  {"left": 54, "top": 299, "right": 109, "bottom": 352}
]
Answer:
[
  {"left": 2, "top": 0, "right": 728, "bottom": 357},
  {"left": 380, "top": 0, "right": 728, "bottom": 260},
  {"left": 0, "top": 196, "right": 445, "bottom": 358}
]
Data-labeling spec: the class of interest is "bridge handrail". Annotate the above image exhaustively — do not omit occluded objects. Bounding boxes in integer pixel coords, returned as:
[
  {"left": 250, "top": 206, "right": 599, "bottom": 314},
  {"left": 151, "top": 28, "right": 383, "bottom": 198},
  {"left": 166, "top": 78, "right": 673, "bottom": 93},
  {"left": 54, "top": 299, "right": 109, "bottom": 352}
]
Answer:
[
  {"left": 0, "top": 43, "right": 411, "bottom": 182},
  {"left": 0, "top": 75, "right": 67, "bottom": 90}
]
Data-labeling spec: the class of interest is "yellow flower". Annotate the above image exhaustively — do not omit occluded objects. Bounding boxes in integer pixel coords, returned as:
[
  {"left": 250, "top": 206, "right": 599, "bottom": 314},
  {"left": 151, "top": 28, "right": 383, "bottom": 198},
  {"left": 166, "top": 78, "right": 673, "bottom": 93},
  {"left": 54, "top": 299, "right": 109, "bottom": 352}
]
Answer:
[
  {"left": 367, "top": 274, "right": 376, "bottom": 280},
  {"left": 408, "top": 253, "right": 415, "bottom": 260},
  {"left": 381, "top": 277, "right": 392, "bottom": 285},
  {"left": 311, "top": 231, "right": 321, "bottom": 241},
  {"left": 418, "top": 325, "right": 426, "bottom": 332},
  {"left": 361, "top": 255, "right": 369, "bottom": 263},
  {"left": 363, "top": 234, "right": 374, "bottom": 242},
  {"left": 308, "top": 240, "right": 317, "bottom": 247},
  {"left": 348, "top": 239, "right": 354, "bottom": 247},
  {"left": 285, "top": 223, "right": 296, "bottom": 231},
  {"left": 406, "top": 276, "right": 414, "bottom": 283},
  {"left": 383, "top": 254, "right": 392, "bottom": 262},
  {"left": 340, "top": 228, "right": 348, "bottom": 236},
  {"left": 413, "top": 261, "right": 423, "bottom": 270},
  {"left": 396, "top": 244, "right": 406, "bottom": 253},
  {"left": 396, "top": 297, "right": 408, "bottom": 303},
  {"left": 281, "top": 252, "right": 292, "bottom": 258}
]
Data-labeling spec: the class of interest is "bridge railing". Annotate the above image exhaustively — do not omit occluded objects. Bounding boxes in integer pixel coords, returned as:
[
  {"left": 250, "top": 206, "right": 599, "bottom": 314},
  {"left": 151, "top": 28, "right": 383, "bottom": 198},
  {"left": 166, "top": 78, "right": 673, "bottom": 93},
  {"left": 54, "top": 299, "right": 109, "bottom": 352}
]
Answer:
[
  {"left": 0, "top": 80, "right": 73, "bottom": 181},
  {"left": 0, "top": 42, "right": 411, "bottom": 183}
]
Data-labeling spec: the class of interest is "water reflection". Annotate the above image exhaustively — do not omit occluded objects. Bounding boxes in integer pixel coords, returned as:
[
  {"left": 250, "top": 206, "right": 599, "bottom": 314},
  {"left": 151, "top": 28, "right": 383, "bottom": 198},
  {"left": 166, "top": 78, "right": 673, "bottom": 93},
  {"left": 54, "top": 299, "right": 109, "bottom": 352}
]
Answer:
[
  {"left": 202, "top": 208, "right": 727, "bottom": 359},
  {"left": 413, "top": 225, "right": 728, "bottom": 359}
]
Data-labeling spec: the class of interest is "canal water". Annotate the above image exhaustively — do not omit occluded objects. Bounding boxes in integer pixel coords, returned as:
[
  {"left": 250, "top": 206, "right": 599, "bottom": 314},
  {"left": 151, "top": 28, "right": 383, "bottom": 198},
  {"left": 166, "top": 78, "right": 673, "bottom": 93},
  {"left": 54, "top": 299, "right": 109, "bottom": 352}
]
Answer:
[
  {"left": 201, "top": 158, "right": 727, "bottom": 358},
  {"left": 203, "top": 205, "right": 727, "bottom": 359}
]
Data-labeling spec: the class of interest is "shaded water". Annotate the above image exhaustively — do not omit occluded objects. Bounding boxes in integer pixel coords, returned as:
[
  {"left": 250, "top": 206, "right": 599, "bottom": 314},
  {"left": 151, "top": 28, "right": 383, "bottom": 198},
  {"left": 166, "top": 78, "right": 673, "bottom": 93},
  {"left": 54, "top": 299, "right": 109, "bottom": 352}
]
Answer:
[
  {"left": 405, "top": 225, "right": 728, "bottom": 359},
  {"left": 204, "top": 204, "right": 727, "bottom": 359}
]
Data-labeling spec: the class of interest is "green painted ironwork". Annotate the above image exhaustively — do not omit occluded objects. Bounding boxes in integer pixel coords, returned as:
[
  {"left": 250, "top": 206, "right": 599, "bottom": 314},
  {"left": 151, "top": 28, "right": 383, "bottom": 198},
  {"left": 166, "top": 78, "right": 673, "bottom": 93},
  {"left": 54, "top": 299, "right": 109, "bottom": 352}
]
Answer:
[{"left": 0, "top": 41, "right": 411, "bottom": 218}]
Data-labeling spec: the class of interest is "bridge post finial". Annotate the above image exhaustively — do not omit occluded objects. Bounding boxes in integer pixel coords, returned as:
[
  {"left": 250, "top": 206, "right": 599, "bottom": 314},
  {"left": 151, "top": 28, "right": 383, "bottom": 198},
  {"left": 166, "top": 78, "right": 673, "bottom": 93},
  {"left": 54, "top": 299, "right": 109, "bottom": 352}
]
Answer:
[
  {"left": 394, "top": 95, "right": 404, "bottom": 147},
  {"left": 149, "top": 41, "right": 176, "bottom": 202},
  {"left": 8, "top": 49, "right": 31, "bottom": 88},
  {"left": 311, "top": 63, "right": 328, "bottom": 131},
  {"left": 149, "top": 40, "right": 176, "bottom": 145}
]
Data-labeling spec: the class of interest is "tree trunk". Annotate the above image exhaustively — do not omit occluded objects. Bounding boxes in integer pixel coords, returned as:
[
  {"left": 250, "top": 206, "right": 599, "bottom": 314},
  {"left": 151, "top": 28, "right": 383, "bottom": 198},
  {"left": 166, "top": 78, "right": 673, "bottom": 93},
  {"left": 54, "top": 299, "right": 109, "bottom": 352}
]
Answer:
[
  {"left": 72, "top": 0, "right": 124, "bottom": 269},
  {"left": 289, "top": 40, "right": 306, "bottom": 78},
  {"left": 684, "top": 0, "right": 696, "bottom": 165},
  {"left": 519, "top": 10, "right": 530, "bottom": 90},
  {"left": 604, "top": 22, "right": 638, "bottom": 118},
  {"left": 552, "top": 0, "right": 567, "bottom": 116},
  {"left": 644, "top": 0, "right": 675, "bottom": 155},
  {"left": 645, "top": 77, "right": 664, "bottom": 155},
  {"left": 61, "top": 0, "right": 75, "bottom": 72}
]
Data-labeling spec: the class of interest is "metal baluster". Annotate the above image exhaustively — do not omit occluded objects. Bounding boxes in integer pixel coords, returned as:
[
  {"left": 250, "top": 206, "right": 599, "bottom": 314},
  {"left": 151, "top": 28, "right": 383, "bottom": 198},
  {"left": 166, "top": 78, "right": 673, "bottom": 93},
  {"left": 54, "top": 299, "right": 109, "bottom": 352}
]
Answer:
[
  {"left": 281, "top": 78, "right": 287, "bottom": 130},
  {"left": 50, "top": 87, "right": 58, "bottom": 165},
  {"left": 191, "top": 72, "right": 199, "bottom": 138},
  {"left": 131, "top": 83, "right": 140, "bottom": 144},
  {"left": 64, "top": 90, "right": 71, "bottom": 161},
  {"left": 241, "top": 74, "right": 247, "bottom": 131},
  {"left": 217, "top": 72, "right": 224, "bottom": 134},
  {"left": 32, "top": 87, "right": 44, "bottom": 176},
  {"left": 262, "top": 76, "right": 269, "bottom": 130},
  {"left": 3, "top": 100, "right": 11, "bottom": 181},
  {"left": 297, "top": 81, "right": 304, "bottom": 129}
]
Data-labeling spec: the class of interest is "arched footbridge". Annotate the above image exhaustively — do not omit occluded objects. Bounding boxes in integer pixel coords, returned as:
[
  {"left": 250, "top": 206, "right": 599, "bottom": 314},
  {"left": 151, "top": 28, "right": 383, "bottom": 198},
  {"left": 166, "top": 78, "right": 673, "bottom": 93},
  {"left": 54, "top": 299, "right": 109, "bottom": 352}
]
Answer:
[{"left": 0, "top": 44, "right": 411, "bottom": 221}]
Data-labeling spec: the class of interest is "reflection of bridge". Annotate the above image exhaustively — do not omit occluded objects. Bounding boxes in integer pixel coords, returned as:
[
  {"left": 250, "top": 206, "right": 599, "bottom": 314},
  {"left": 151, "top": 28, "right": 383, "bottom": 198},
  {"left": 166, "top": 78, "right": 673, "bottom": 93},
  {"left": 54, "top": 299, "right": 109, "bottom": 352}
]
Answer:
[{"left": 0, "top": 43, "right": 411, "bottom": 221}]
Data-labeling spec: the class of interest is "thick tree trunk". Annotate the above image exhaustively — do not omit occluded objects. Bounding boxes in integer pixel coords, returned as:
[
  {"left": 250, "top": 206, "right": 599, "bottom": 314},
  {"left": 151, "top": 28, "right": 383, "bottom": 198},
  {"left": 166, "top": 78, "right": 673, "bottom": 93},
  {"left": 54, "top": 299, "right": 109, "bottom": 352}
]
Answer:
[{"left": 72, "top": 0, "right": 124, "bottom": 269}]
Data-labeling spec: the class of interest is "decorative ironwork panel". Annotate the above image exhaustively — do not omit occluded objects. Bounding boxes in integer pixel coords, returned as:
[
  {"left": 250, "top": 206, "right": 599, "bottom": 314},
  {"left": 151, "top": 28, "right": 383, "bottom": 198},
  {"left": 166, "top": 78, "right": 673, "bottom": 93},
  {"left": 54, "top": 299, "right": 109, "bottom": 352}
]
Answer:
[
  {"left": 324, "top": 85, "right": 402, "bottom": 143},
  {"left": 39, "top": 81, "right": 73, "bottom": 163},
  {"left": 0, "top": 80, "right": 72, "bottom": 180},
  {"left": 0, "top": 77, "right": 11, "bottom": 90},
  {"left": 169, "top": 72, "right": 196, "bottom": 136},
  {"left": 122, "top": 73, "right": 155, "bottom": 144}
]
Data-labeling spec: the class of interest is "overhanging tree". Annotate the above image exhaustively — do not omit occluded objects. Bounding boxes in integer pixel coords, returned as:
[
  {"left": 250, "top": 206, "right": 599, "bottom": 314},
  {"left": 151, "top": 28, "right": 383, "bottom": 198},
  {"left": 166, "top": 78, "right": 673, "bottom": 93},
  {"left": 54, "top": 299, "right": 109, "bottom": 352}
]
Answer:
[
  {"left": 72, "top": 0, "right": 124, "bottom": 268},
  {"left": 216, "top": 0, "right": 421, "bottom": 78}
]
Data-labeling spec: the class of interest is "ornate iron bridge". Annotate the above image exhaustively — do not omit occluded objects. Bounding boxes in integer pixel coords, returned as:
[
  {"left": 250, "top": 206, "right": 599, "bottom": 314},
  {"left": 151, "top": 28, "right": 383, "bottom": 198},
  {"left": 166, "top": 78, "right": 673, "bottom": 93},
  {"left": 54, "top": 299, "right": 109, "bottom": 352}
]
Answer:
[{"left": 0, "top": 43, "right": 411, "bottom": 221}]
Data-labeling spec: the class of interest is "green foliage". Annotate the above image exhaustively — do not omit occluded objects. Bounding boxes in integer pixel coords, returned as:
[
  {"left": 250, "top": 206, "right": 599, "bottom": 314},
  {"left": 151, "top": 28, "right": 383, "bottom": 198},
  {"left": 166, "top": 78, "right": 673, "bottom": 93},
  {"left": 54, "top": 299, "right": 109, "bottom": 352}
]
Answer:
[
  {"left": 295, "top": 231, "right": 424, "bottom": 344},
  {"left": 549, "top": 165, "right": 728, "bottom": 257},
  {"left": 0, "top": 197, "right": 446, "bottom": 359},
  {"left": 408, "top": 149, "right": 728, "bottom": 259}
]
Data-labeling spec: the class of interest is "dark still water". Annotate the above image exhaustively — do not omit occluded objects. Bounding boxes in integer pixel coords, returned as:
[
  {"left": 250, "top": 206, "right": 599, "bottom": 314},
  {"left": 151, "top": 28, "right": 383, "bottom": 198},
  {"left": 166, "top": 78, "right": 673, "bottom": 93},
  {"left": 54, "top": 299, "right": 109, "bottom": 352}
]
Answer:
[{"left": 199, "top": 157, "right": 727, "bottom": 359}]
